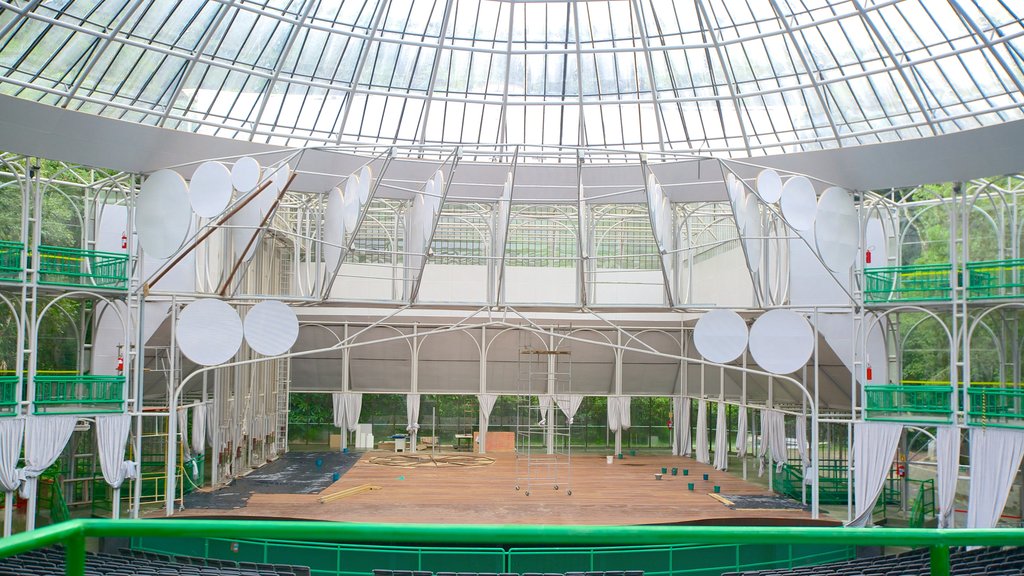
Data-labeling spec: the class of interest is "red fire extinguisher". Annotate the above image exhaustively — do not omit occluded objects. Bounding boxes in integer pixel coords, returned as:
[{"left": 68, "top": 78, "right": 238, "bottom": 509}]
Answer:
[
  {"left": 116, "top": 354, "right": 124, "bottom": 373},
  {"left": 121, "top": 232, "right": 128, "bottom": 250},
  {"left": 865, "top": 248, "right": 872, "bottom": 264},
  {"left": 866, "top": 364, "right": 873, "bottom": 381}
]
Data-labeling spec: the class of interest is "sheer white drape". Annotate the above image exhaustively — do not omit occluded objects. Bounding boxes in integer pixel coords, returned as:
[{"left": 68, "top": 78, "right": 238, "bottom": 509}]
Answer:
[
  {"left": 696, "top": 400, "right": 710, "bottom": 464},
  {"left": 192, "top": 404, "right": 207, "bottom": 454},
  {"left": 477, "top": 394, "right": 498, "bottom": 453},
  {"left": 607, "top": 396, "right": 631, "bottom": 432},
  {"left": 679, "top": 397, "right": 692, "bottom": 457},
  {"left": 538, "top": 395, "right": 555, "bottom": 426},
  {"left": 735, "top": 406, "right": 748, "bottom": 456},
  {"left": 405, "top": 394, "right": 420, "bottom": 433},
  {"left": 967, "top": 427, "right": 1024, "bottom": 529},
  {"left": 96, "top": 414, "right": 135, "bottom": 490},
  {"left": 0, "top": 418, "right": 24, "bottom": 536},
  {"left": 672, "top": 396, "right": 690, "bottom": 456},
  {"left": 713, "top": 401, "right": 729, "bottom": 471},
  {"left": 554, "top": 394, "right": 583, "bottom": 425},
  {"left": 177, "top": 408, "right": 191, "bottom": 462},
  {"left": 758, "top": 409, "right": 787, "bottom": 476},
  {"left": 19, "top": 416, "right": 77, "bottom": 500},
  {"left": 847, "top": 422, "right": 902, "bottom": 527},
  {"left": 205, "top": 404, "right": 216, "bottom": 451},
  {"left": 332, "top": 392, "right": 363, "bottom": 437},
  {"left": 796, "top": 414, "right": 810, "bottom": 474},
  {"left": 936, "top": 426, "right": 961, "bottom": 529}
]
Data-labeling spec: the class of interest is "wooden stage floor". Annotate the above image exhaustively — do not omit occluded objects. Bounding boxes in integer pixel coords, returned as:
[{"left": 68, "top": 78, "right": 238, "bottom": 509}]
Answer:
[{"left": 174, "top": 451, "right": 834, "bottom": 526}]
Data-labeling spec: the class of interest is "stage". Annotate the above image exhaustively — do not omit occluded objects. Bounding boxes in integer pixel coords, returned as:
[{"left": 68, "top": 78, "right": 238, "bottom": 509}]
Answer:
[{"left": 173, "top": 451, "right": 836, "bottom": 526}]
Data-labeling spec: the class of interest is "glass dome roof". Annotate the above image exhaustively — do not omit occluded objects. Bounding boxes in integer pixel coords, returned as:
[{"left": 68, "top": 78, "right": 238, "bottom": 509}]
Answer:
[{"left": 0, "top": 0, "right": 1022, "bottom": 157}]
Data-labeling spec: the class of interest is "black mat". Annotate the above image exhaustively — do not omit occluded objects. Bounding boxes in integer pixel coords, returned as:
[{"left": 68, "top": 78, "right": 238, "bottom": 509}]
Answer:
[
  {"left": 183, "top": 451, "right": 362, "bottom": 509},
  {"left": 721, "top": 494, "right": 811, "bottom": 511}
]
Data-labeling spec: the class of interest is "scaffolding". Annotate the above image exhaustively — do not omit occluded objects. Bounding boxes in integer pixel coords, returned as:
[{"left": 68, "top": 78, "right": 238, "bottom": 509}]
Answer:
[{"left": 515, "top": 335, "right": 572, "bottom": 496}]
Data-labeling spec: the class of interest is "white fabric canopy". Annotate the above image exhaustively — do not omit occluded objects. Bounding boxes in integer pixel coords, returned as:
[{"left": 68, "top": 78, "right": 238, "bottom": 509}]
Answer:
[
  {"left": 696, "top": 400, "right": 710, "bottom": 464},
  {"left": 0, "top": 419, "right": 23, "bottom": 494},
  {"left": 554, "top": 394, "right": 584, "bottom": 425},
  {"left": 672, "top": 396, "right": 690, "bottom": 456},
  {"left": 95, "top": 414, "right": 136, "bottom": 490},
  {"left": 713, "top": 401, "right": 729, "bottom": 471},
  {"left": 406, "top": 394, "right": 420, "bottom": 433},
  {"left": 477, "top": 394, "right": 498, "bottom": 453},
  {"left": 607, "top": 396, "right": 631, "bottom": 432},
  {"left": 757, "top": 409, "right": 787, "bottom": 476},
  {"left": 192, "top": 404, "right": 207, "bottom": 454},
  {"left": 936, "top": 426, "right": 961, "bottom": 529},
  {"left": 538, "top": 395, "right": 555, "bottom": 426},
  {"left": 848, "top": 422, "right": 902, "bottom": 527},
  {"left": 966, "top": 427, "right": 1024, "bottom": 529},
  {"left": 735, "top": 406, "right": 748, "bottom": 456},
  {"left": 19, "top": 416, "right": 77, "bottom": 500},
  {"left": 332, "top": 392, "right": 363, "bottom": 432}
]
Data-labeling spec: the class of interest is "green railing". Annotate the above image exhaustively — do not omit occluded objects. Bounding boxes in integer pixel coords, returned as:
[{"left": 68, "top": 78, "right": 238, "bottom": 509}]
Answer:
[
  {"left": 33, "top": 375, "right": 125, "bottom": 414},
  {"left": 3, "top": 520, "right": 1023, "bottom": 576},
  {"left": 38, "top": 474, "right": 71, "bottom": 526},
  {"left": 36, "top": 245, "right": 128, "bottom": 290},
  {"left": 772, "top": 459, "right": 900, "bottom": 507},
  {"left": 0, "top": 240, "right": 25, "bottom": 281},
  {"left": 864, "top": 385, "right": 953, "bottom": 423},
  {"left": 966, "top": 259, "right": 1024, "bottom": 300},
  {"left": 0, "top": 375, "right": 17, "bottom": 416},
  {"left": 909, "top": 479, "right": 936, "bottom": 529},
  {"left": 863, "top": 263, "right": 952, "bottom": 303},
  {"left": 967, "top": 387, "right": 1024, "bottom": 428}
]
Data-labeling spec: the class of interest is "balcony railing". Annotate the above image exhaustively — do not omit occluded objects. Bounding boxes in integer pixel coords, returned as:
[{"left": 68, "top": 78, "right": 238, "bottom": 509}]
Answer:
[
  {"left": 36, "top": 245, "right": 128, "bottom": 290},
  {"left": 967, "top": 387, "right": 1024, "bottom": 429},
  {"left": 0, "top": 240, "right": 24, "bottom": 281},
  {"left": 966, "top": 259, "right": 1024, "bottom": 300},
  {"left": 863, "top": 263, "right": 952, "bottom": 303},
  {"left": 33, "top": 374, "right": 125, "bottom": 414},
  {"left": 0, "top": 375, "right": 16, "bottom": 416},
  {"left": 864, "top": 384, "right": 953, "bottom": 423}
]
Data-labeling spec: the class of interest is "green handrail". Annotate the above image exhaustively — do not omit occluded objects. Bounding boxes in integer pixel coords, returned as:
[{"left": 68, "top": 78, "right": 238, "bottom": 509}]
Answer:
[
  {"left": 33, "top": 375, "right": 125, "bottom": 414},
  {"left": 967, "top": 387, "right": 1024, "bottom": 428},
  {"left": 966, "top": 258, "right": 1024, "bottom": 300},
  {"left": 0, "top": 240, "right": 24, "bottom": 280},
  {"left": 864, "top": 385, "right": 953, "bottom": 423},
  {"left": 0, "top": 374, "right": 17, "bottom": 413},
  {"left": 5, "top": 519, "right": 1024, "bottom": 576},
  {"left": 863, "top": 263, "right": 952, "bottom": 303},
  {"left": 910, "top": 479, "right": 936, "bottom": 529},
  {"left": 35, "top": 245, "right": 128, "bottom": 290}
]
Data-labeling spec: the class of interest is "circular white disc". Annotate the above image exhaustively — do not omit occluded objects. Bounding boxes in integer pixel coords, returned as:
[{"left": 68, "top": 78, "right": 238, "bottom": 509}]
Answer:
[
  {"left": 693, "top": 309, "right": 748, "bottom": 364},
  {"left": 190, "top": 161, "right": 233, "bottom": 218},
  {"left": 748, "top": 309, "right": 814, "bottom": 374},
  {"left": 434, "top": 169, "right": 445, "bottom": 199},
  {"left": 780, "top": 176, "right": 817, "bottom": 231},
  {"left": 865, "top": 217, "right": 886, "bottom": 268},
  {"left": 814, "top": 186, "right": 858, "bottom": 272},
  {"left": 741, "top": 195, "right": 762, "bottom": 273},
  {"left": 231, "top": 157, "right": 261, "bottom": 192},
  {"left": 261, "top": 163, "right": 290, "bottom": 216},
  {"left": 137, "top": 169, "right": 192, "bottom": 259},
  {"left": 358, "top": 165, "right": 373, "bottom": 204},
  {"left": 323, "top": 186, "right": 347, "bottom": 274},
  {"left": 726, "top": 173, "right": 741, "bottom": 205},
  {"left": 176, "top": 299, "right": 243, "bottom": 366},
  {"left": 420, "top": 192, "right": 435, "bottom": 242},
  {"left": 230, "top": 195, "right": 262, "bottom": 263},
  {"left": 244, "top": 300, "right": 299, "bottom": 356},
  {"left": 342, "top": 176, "right": 360, "bottom": 230},
  {"left": 756, "top": 169, "right": 783, "bottom": 204},
  {"left": 202, "top": 224, "right": 225, "bottom": 292}
]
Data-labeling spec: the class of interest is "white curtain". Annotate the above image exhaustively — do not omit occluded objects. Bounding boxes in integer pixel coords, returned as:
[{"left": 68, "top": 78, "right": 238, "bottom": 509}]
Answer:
[
  {"left": 966, "top": 427, "right": 1024, "bottom": 529},
  {"left": 477, "top": 394, "right": 498, "bottom": 453},
  {"left": 758, "top": 409, "right": 788, "bottom": 477},
  {"left": 538, "top": 395, "right": 555, "bottom": 426},
  {"left": 406, "top": 394, "right": 420, "bottom": 433},
  {"left": 796, "top": 414, "right": 810, "bottom": 474},
  {"left": 192, "top": 404, "right": 207, "bottom": 454},
  {"left": 847, "top": 422, "right": 902, "bottom": 527},
  {"left": 332, "top": 392, "right": 363, "bottom": 432},
  {"left": 18, "top": 416, "right": 77, "bottom": 500},
  {"left": 713, "top": 401, "right": 728, "bottom": 471},
  {"left": 672, "top": 396, "right": 690, "bottom": 456},
  {"left": 205, "top": 403, "right": 217, "bottom": 451},
  {"left": 936, "top": 426, "right": 961, "bottom": 529},
  {"left": 607, "top": 396, "right": 631, "bottom": 432},
  {"left": 554, "top": 394, "right": 584, "bottom": 425},
  {"left": 177, "top": 408, "right": 191, "bottom": 462},
  {"left": 696, "top": 400, "right": 710, "bottom": 464},
  {"left": 0, "top": 419, "right": 24, "bottom": 493},
  {"left": 96, "top": 414, "right": 137, "bottom": 490},
  {"left": 735, "top": 406, "right": 748, "bottom": 456}
]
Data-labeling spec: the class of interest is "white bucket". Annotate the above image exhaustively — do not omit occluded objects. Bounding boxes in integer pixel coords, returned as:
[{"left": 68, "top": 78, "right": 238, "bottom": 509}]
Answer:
[{"left": 606, "top": 455, "right": 614, "bottom": 464}]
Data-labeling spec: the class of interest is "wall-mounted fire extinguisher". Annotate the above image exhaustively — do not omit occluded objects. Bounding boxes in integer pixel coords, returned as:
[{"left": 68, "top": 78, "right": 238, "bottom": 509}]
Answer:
[
  {"left": 121, "top": 231, "right": 128, "bottom": 250},
  {"left": 116, "top": 354, "right": 124, "bottom": 373},
  {"left": 866, "top": 364, "right": 873, "bottom": 381},
  {"left": 865, "top": 248, "right": 872, "bottom": 264}
]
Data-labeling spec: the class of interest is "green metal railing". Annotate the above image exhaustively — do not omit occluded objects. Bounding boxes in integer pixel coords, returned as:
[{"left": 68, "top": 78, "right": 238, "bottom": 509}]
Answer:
[
  {"left": 0, "top": 240, "right": 24, "bottom": 281},
  {"left": 863, "top": 263, "right": 952, "bottom": 303},
  {"left": 36, "top": 245, "right": 128, "bottom": 290},
  {"left": 909, "top": 479, "right": 936, "bottom": 529},
  {"left": 33, "top": 375, "right": 125, "bottom": 414},
  {"left": 3, "top": 520, "right": 1022, "bottom": 576},
  {"left": 967, "top": 387, "right": 1024, "bottom": 428},
  {"left": 772, "top": 459, "right": 900, "bottom": 507},
  {"left": 966, "top": 259, "right": 1024, "bottom": 300},
  {"left": 39, "top": 474, "right": 71, "bottom": 526},
  {"left": 0, "top": 375, "right": 16, "bottom": 415},
  {"left": 864, "top": 385, "right": 953, "bottom": 423}
]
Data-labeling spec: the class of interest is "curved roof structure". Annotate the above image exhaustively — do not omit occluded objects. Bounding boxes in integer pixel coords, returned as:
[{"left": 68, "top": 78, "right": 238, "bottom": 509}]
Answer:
[{"left": 1, "top": 0, "right": 1022, "bottom": 157}]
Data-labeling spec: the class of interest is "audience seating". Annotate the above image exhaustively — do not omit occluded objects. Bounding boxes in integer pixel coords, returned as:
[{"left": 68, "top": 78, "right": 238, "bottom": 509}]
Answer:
[
  {"left": 720, "top": 546, "right": 1024, "bottom": 576},
  {"left": 0, "top": 547, "right": 311, "bottom": 576},
  {"left": 373, "top": 571, "right": 643, "bottom": 576}
]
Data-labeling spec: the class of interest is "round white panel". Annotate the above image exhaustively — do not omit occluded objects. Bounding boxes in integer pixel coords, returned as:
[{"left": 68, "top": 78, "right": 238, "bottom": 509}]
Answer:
[
  {"left": 342, "top": 176, "right": 360, "bottom": 230},
  {"left": 660, "top": 193, "right": 672, "bottom": 248},
  {"left": 693, "top": 309, "right": 748, "bottom": 364},
  {"left": 244, "top": 300, "right": 299, "bottom": 357},
  {"left": 201, "top": 224, "right": 225, "bottom": 292},
  {"left": 137, "top": 169, "right": 192, "bottom": 259},
  {"left": 358, "top": 165, "right": 373, "bottom": 204},
  {"left": 814, "top": 186, "right": 858, "bottom": 272},
  {"left": 726, "top": 173, "right": 741, "bottom": 205},
  {"left": 419, "top": 193, "right": 435, "bottom": 242},
  {"left": 323, "top": 186, "right": 346, "bottom": 274},
  {"left": 176, "top": 299, "right": 243, "bottom": 366},
  {"left": 748, "top": 309, "right": 814, "bottom": 375},
  {"left": 434, "top": 169, "right": 445, "bottom": 198},
  {"left": 865, "top": 217, "right": 887, "bottom": 268},
  {"left": 741, "top": 195, "right": 762, "bottom": 273},
  {"left": 780, "top": 176, "right": 817, "bottom": 231},
  {"left": 231, "top": 157, "right": 261, "bottom": 192},
  {"left": 261, "top": 163, "right": 290, "bottom": 215},
  {"left": 755, "top": 169, "right": 783, "bottom": 204},
  {"left": 189, "top": 161, "right": 233, "bottom": 218},
  {"left": 230, "top": 194, "right": 262, "bottom": 263}
]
